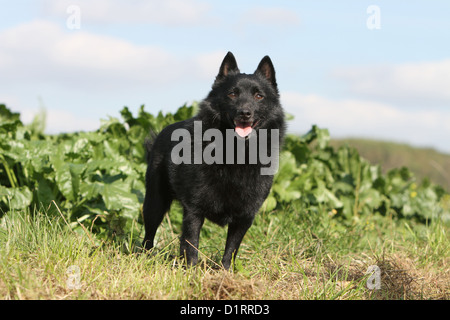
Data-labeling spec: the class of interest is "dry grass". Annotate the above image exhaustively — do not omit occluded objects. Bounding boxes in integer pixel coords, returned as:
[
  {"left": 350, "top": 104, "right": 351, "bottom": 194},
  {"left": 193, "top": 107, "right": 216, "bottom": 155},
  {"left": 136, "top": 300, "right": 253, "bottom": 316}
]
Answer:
[
  {"left": 1, "top": 249, "right": 448, "bottom": 300},
  {"left": 1, "top": 209, "right": 448, "bottom": 300}
]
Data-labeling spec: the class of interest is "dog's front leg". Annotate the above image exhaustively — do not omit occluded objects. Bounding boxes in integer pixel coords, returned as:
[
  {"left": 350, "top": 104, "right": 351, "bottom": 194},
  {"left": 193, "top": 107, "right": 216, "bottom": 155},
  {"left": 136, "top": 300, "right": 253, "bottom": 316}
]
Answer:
[
  {"left": 222, "top": 217, "right": 254, "bottom": 270},
  {"left": 179, "top": 210, "right": 204, "bottom": 266}
]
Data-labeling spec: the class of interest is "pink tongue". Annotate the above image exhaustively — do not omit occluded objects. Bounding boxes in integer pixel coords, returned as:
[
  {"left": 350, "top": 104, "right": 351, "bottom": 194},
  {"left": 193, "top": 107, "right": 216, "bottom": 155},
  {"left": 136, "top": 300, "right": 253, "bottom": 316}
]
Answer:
[{"left": 235, "top": 125, "right": 253, "bottom": 137}]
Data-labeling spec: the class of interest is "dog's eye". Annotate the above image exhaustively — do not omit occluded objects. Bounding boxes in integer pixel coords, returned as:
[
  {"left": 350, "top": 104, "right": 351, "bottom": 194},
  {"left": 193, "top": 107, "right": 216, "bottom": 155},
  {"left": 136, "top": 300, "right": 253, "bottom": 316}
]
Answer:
[
  {"left": 228, "top": 92, "right": 237, "bottom": 99},
  {"left": 254, "top": 93, "right": 264, "bottom": 100}
]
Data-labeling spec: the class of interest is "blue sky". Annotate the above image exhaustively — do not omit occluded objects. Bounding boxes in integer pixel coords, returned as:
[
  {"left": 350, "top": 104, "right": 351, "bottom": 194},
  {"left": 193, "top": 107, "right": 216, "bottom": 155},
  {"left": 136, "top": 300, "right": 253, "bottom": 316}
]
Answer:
[{"left": 1, "top": 0, "right": 450, "bottom": 152}]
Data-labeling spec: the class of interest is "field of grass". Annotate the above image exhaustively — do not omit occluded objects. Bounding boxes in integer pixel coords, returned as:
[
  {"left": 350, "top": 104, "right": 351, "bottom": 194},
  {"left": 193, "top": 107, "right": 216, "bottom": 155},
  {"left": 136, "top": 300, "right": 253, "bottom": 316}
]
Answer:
[{"left": 1, "top": 201, "right": 448, "bottom": 300}]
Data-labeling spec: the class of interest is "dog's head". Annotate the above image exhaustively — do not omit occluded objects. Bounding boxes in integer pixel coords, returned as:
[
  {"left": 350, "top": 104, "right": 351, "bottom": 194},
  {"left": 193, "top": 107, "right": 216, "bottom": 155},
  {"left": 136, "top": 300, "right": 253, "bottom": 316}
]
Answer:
[{"left": 203, "top": 52, "right": 283, "bottom": 137}]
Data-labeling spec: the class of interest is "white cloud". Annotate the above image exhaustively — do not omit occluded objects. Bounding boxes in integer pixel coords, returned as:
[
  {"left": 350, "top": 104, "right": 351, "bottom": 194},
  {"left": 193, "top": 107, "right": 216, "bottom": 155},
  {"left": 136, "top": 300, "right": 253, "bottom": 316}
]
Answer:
[
  {"left": 0, "top": 94, "right": 99, "bottom": 133},
  {"left": 282, "top": 92, "right": 450, "bottom": 152},
  {"left": 41, "top": 0, "right": 212, "bottom": 26},
  {"left": 333, "top": 60, "right": 450, "bottom": 106},
  {"left": 18, "top": 106, "right": 99, "bottom": 133},
  {"left": 0, "top": 19, "right": 228, "bottom": 134},
  {"left": 0, "top": 20, "right": 223, "bottom": 91},
  {"left": 44, "top": 108, "right": 100, "bottom": 133}
]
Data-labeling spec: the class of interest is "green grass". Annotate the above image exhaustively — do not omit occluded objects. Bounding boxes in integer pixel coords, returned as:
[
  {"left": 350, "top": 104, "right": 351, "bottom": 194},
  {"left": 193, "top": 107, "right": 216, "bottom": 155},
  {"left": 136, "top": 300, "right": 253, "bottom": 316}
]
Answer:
[{"left": 1, "top": 203, "right": 448, "bottom": 300}]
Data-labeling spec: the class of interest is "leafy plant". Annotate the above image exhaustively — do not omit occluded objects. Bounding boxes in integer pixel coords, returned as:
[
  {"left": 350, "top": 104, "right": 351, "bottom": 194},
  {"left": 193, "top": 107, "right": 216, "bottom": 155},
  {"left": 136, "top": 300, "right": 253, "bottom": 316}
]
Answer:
[
  {"left": 0, "top": 103, "right": 448, "bottom": 243},
  {"left": 267, "top": 125, "right": 448, "bottom": 222}
]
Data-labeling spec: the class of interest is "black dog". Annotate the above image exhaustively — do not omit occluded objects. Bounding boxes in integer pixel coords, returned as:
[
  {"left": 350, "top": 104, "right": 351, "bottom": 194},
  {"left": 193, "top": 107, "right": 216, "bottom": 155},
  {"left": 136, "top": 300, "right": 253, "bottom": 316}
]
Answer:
[{"left": 142, "top": 52, "right": 285, "bottom": 270}]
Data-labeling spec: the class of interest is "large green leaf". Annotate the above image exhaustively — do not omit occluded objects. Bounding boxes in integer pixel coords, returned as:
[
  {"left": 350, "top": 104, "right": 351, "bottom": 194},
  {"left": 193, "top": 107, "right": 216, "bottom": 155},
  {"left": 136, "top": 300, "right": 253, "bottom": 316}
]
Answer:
[{"left": 102, "top": 180, "right": 139, "bottom": 212}]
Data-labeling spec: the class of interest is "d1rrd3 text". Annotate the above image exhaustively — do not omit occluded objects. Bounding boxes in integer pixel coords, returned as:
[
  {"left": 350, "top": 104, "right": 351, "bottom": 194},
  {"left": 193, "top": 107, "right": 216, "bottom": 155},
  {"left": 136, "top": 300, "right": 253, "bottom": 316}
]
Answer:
[{"left": 180, "top": 304, "right": 270, "bottom": 317}]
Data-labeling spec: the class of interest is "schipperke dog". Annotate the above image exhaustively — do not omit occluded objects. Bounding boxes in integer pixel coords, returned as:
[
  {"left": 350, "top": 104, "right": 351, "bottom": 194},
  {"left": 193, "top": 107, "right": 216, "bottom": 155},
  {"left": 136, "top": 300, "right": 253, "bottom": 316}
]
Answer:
[{"left": 142, "top": 52, "right": 285, "bottom": 270}]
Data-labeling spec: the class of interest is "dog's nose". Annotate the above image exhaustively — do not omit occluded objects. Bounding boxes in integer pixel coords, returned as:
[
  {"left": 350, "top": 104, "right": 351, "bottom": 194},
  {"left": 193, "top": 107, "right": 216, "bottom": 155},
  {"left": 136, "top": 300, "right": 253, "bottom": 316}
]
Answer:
[{"left": 238, "top": 109, "right": 252, "bottom": 120}]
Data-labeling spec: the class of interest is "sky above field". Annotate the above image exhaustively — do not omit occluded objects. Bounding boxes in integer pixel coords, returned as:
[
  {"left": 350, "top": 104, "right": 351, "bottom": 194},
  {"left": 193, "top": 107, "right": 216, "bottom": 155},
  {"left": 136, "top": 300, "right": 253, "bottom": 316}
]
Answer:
[{"left": 1, "top": 0, "right": 450, "bottom": 153}]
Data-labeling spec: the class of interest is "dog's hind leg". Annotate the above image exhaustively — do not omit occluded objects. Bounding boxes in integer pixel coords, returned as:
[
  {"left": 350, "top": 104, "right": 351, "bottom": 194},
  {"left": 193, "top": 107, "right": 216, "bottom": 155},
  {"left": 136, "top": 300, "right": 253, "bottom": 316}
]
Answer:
[
  {"left": 179, "top": 208, "right": 204, "bottom": 267},
  {"left": 142, "top": 171, "right": 172, "bottom": 251}
]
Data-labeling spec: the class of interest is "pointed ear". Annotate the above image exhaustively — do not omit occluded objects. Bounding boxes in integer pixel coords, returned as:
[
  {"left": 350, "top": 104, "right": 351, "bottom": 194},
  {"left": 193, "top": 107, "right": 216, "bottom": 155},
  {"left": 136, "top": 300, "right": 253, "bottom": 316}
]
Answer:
[
  {"left": 216, "top": 52, "right": 239, "bottom": 80},
  {"left": 255, "top": 55, "right": 277, "bottom": 88}
]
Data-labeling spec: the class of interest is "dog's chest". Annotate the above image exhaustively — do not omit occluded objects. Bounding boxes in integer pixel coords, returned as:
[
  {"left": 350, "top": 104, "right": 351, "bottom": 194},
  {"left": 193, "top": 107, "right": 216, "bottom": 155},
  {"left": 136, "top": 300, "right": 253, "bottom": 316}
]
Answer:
[{"left": 189, "top": 165, "right": 271, "bottom": 223}]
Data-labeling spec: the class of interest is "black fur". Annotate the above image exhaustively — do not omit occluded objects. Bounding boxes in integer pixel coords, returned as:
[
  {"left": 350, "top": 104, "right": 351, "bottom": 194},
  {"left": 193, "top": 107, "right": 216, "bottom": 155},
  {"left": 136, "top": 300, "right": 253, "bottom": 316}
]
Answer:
[{"left": 142, "top": 52, "right": 285, "bottom": 270}]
